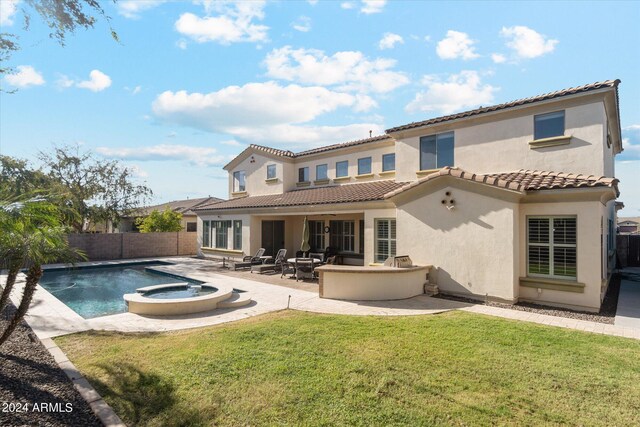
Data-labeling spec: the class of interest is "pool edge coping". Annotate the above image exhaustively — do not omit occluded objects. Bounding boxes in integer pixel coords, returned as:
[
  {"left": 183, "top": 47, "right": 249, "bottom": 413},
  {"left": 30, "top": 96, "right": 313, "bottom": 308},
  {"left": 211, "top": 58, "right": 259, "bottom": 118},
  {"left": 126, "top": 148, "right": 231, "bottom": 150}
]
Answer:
[{"left": 41, "top": 337, "right": 127, "bottom": 427}]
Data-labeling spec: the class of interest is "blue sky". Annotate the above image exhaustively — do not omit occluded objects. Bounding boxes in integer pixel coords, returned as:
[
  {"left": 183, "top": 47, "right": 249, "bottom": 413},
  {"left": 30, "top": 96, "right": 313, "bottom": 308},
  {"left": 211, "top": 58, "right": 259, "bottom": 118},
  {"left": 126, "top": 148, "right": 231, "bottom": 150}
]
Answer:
[{"left": 1, "top": 0, "right": 639, "bottom": 214}]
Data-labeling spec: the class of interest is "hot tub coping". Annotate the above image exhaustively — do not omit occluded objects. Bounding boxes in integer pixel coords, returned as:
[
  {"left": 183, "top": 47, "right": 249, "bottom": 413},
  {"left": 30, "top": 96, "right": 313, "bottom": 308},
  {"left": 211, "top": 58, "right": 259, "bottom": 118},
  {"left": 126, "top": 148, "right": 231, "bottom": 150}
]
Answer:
[{"left": 136, "top": 282, "right": 191, "bottom": 293}]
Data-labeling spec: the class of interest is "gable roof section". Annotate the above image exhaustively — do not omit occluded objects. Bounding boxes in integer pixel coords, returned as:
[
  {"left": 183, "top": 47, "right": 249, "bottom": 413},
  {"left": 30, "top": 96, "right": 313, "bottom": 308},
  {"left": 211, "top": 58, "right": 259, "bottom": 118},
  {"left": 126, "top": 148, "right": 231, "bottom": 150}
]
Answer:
[
  {"left": 223, "top": 135, "right": 393, "bottom": 170},
  {"left": 386, "top": 80, "right": 621, "bottom": 133},
  {"left": 195, "top": 180, "right": 407, "bottom": 211},
  {"left": 385, "top": 167, "right": 619, "bottom": 199}
]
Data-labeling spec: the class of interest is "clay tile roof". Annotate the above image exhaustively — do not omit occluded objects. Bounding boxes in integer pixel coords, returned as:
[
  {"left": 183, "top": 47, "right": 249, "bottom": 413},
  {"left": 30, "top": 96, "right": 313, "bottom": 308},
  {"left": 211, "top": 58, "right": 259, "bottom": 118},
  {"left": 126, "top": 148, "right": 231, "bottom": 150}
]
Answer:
[
  {"left": 488, "top": 170, "right": 620, "bottom": 194},
  {"left": 294, "top": 134, "right": 392, "bottom": 157},
  {"left": 195, "top": 180, "right": 407, "bottom": 211},
  {"left": 249, "top": 144, "right": 295, "bottom": 158},
  {"left": 386, "top": 79, "right": 620, "bottom": 133},
  {"left": 384, "top": 167, "right": 619, "bottom": 199}
]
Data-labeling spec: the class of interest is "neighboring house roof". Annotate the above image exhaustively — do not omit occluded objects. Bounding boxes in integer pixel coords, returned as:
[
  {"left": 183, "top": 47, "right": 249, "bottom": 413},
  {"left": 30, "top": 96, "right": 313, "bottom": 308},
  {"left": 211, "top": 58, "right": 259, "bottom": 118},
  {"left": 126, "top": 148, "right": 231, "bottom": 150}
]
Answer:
[
  {"left": 195, "top": 180, "right": 408, "bottom": 211},
  {"left": 223, "top": 135, "right": 393, "bottom": 170},
  {"left": 618, "top": 217, "right": 640, "bottom": 225},
  {"left": 385, "top": 167, "right": 620, "bottom": 199},
  {"left": 131, "top": 196, "right": 224, "bottom": 217},
  {"left": 386, "top": 79, "right": 621, "bottom": 133},
  {"left": 196, "top": 167, "right": 618, "bottom": 212}
]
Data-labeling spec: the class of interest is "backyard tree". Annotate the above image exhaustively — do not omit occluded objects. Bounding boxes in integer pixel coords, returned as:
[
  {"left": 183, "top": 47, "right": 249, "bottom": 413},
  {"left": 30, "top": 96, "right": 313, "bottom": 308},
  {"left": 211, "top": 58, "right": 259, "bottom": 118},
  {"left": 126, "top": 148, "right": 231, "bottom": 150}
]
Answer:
[
  {"left": 38, "top": 144, "right": 153, "bottom": 232},
  {"left": 1, "top": 0, "right": 118, "bottom": 79},
  {"left": 0, "top": 194, "right": 85, "bottom": 347},
  {"left": 136, "top": 208, "right": 184, "bottom": 233}
]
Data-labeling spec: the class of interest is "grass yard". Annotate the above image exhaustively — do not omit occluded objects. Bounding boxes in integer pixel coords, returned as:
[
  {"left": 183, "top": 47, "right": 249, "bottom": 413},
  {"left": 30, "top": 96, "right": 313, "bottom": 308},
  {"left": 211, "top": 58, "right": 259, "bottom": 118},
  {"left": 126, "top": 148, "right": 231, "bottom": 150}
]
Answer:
[{"left": 55, "top": 310, "right": 640, "bottom": 426}]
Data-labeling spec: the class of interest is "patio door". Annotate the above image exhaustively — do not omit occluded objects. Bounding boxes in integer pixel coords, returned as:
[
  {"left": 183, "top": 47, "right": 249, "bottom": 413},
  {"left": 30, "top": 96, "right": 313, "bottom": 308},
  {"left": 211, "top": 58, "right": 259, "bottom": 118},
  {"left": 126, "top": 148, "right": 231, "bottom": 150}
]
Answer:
[{"left": 261, "top": 220, "right": 285, "bottom": 257}]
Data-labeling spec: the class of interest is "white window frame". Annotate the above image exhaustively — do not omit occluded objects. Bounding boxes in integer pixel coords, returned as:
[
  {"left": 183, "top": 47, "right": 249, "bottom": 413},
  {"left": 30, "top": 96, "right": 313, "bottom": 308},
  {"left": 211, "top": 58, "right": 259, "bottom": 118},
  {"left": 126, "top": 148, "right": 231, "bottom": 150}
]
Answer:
[
  {"left": 374, "top": 218, "right": 396, "bottom": 263},
  {"left": 233, "top": 171, "right": 246, "bottom": 192},
  {"left": 266, "top": 164, "right": 276, "bottom": 180},
  {"left": 527, "top": 216, "right": 577, "bottom": 280}
]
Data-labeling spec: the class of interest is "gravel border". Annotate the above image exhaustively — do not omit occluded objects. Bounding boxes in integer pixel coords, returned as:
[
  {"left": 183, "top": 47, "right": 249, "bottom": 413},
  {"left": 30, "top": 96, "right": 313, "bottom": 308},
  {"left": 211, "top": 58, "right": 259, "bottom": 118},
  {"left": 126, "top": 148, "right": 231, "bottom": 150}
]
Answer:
[
  {"left": 434, "top": 274, "right": 622, "bottom": 324},
  {"left": 0, "top": 304, "right": 120, "bottom": 427}
]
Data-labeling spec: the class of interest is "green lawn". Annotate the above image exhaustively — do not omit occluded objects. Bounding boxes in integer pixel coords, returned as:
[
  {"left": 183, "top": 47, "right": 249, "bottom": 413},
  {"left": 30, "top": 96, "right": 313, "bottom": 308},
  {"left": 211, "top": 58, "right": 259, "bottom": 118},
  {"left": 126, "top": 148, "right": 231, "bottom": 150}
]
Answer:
[{"left": 55, "top": 311, "right": 640, "bottom": 426}]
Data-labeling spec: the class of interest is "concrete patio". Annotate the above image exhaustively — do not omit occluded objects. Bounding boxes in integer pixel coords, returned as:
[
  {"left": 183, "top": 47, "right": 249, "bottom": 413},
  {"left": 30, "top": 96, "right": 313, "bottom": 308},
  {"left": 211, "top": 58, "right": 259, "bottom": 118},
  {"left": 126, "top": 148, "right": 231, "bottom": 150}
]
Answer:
[{"left": 4, "top": 257, "right": 640, "bottom": 341}]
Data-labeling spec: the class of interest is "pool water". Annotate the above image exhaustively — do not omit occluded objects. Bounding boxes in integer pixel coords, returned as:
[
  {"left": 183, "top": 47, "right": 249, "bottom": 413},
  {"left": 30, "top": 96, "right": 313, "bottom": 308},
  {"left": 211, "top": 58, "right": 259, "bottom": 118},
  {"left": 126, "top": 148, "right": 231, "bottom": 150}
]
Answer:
[
  {"left": 39, "top": 262, "right": 202, "bottom": 319},
  {"left": 144, "top": 285, "right": 217, "bottom": 299}
]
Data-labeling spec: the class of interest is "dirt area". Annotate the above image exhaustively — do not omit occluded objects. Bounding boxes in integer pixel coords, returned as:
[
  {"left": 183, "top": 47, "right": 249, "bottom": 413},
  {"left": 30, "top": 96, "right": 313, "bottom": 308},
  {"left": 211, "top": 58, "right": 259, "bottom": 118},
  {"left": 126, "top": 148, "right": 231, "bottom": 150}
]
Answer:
[
  {"left": 435, "top": 274, "right": 622, "bottom": 324},
  {"left": 0, "top": 305, "right": 101, "bottom": 427}
]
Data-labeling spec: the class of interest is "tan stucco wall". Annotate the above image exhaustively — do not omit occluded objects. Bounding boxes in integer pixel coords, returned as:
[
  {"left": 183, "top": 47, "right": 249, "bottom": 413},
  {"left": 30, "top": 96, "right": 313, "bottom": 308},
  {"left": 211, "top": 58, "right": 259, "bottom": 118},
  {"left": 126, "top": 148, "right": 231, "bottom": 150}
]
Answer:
[
  {"left": 395, "top": 178, "right": 520, "bottom": 302},
  {"left": 518, "top": 200, "right": 604, "bottom": 312},
  {"left": 289, "top": 144, "right": 396, "bottom": 190},
  {"left": 318, "top": 265, "right": 430, "bottom": 300},
  {"left": 228, "top": 153, "right": 288, "bottom": 197},
  {"left": 394, "top": 98, "right": 611, "bottom": 182}
]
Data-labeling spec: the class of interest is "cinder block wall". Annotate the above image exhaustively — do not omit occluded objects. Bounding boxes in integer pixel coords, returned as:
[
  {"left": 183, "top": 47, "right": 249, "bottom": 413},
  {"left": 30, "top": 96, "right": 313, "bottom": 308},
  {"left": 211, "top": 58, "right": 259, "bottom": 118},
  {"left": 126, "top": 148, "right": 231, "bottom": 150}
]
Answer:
[{"left": 66, "top": 232, "right": 197, "bottom": 261}]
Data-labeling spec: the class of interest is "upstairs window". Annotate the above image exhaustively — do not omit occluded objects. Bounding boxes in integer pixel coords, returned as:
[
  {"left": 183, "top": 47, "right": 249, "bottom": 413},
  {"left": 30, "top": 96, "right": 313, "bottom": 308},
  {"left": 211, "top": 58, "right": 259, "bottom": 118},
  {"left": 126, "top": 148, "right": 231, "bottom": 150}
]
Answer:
[
  {"left": 382, "top": 153, "right": 395, "bottom": 172},
  {"left": 527, "top": 216, "right": 577, "bottom": 279},
  {"left": 358, "top": 157, "right": 372, "bottom": 175},
  {"left": 420, "top": 131, "right": 454, "bottom": 171},
  {"left": 298, "top": 167, "right": 309, "bottom": 183},
  {"left": 233, "top": 171, "right": 245, "bottom": 192},
  {"left": 534, "top": 111, "right": 565, "bottom": 140},
  {"left": 266, "top": 164, "right": 276, "bottom": 179},
  {"left": 316, "top": 164, "right": 328, "bottom": 180},
  {"left": 336, "top": 160, "right": 348, "bottom": 178}
]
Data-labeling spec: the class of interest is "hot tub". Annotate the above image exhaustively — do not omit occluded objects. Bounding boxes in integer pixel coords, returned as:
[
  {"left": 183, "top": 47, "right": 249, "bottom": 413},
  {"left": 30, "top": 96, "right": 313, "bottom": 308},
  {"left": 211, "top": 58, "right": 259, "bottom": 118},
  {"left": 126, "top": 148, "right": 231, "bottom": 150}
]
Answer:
[{"left": 123, "top": 283, "right": 235, "bottom": 315}]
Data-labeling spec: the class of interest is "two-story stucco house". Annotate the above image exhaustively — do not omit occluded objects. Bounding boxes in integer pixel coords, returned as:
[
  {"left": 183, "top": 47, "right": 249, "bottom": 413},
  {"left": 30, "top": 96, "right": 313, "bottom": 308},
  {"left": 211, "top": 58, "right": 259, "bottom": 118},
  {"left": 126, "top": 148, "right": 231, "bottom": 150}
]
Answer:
[{"left": 195, "top": 80, "right": 623, "bottom": 312}]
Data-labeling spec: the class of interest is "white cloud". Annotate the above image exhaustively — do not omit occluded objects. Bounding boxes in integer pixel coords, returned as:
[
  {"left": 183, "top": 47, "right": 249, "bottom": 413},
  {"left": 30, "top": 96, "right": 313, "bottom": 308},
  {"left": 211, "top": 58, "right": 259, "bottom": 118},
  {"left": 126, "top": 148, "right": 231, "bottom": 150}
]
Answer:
[
  {"left": 406, "top": 70, "right": 497, "bottom": 115},
  {"left": 307, "top": 0, "right": 319, "bottom": 5},
  {"left": 292, "top": 16, "right": 311, "bottom": 32},
  {"left": 175, "top": 1, "right": 268, "bottom": 45},
  {"left": 436, "top": 30, "right": 479, "bottom": 60},
  {"left": 263, "top": 46, "right": 409, "bottom": 94},
  {"left": 116, "top": 0, "right": 165, "bottom": 19},
  {"left": 361, "top": 0, "right": 386, "bottom": 14},
  {"left": 132, "top": 85, "right": 142, "bottom": 95},
  {"left": 128, "top": 165, "right": 149, "bottom": 178},
  {"left": 500, "top": 26, "right": 558, "bottom": 58},
  {"left": 3, "top": 65, "right": 45, "bottom": 88},
  {"left": 56, "top": 75, "right": 74, "bottom": 89},
  {"left": 620, "top": 125, "right": 640, "bottom": 161},
  {"left": 220, "top": 140, "right": 242, "bottom": 146},
  {"left": 96, "top": 144, "right": 227, "bottom": 167},
  {"left": 227, "top": 123, "right": 386, "bottom": 146},
  {"left": 378, "top": 32, "right": 403, "bottom": 50},
  {"left": 176, "top": 39, "right": 188, "bottom": 50},
  {"left": 151, "top": 81, "right": 381, "bottom": 144},
  {"left": 341, "top": 2, "right": 355, "bottom": 9},
  {"left": 152, "top": 81, "right": 372, "bottom": 127},
  {"left": 491, "top": 53, "right": 507, "bottom": 64},
  {"left": 76, "top": 70, "right": 112, "bottom": 92},
  {"left": 0, "top": 0, "right": 20, "bottom": 26}
]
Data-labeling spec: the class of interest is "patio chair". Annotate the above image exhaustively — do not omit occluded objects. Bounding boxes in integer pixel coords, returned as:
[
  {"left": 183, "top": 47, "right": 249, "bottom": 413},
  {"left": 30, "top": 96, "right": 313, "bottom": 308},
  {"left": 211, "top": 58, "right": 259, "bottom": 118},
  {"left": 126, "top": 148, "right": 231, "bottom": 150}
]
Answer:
[
  {"left": 281, "top": 259, "right": 295, "bottom": 278},
  {"left": 233, "top": 248, "right": 266, "bottom": 270},
  {"left": 309, "top": 252, "right": 325, "bottom": 263},
  {"left": 251, "top": 249, "right": 287, "bottom": 274},
  {"left": 295, "top": 258, "right": 315, "bottom": 282}
]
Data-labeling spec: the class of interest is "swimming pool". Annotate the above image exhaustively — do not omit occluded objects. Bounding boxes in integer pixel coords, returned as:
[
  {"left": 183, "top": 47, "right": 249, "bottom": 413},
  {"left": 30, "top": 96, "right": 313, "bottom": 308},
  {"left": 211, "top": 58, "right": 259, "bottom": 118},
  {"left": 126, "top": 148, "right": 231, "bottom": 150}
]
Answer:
[{"left": 39, "top": 262, "right": 202, "bottom": 319}]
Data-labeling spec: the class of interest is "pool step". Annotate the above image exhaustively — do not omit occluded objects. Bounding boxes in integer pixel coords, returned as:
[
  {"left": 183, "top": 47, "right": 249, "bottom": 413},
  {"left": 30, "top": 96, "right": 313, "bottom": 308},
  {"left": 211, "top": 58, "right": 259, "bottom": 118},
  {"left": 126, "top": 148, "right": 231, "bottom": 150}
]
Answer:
[{"left": 217, "top": 292, "right": 253, "bottom": 309}]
